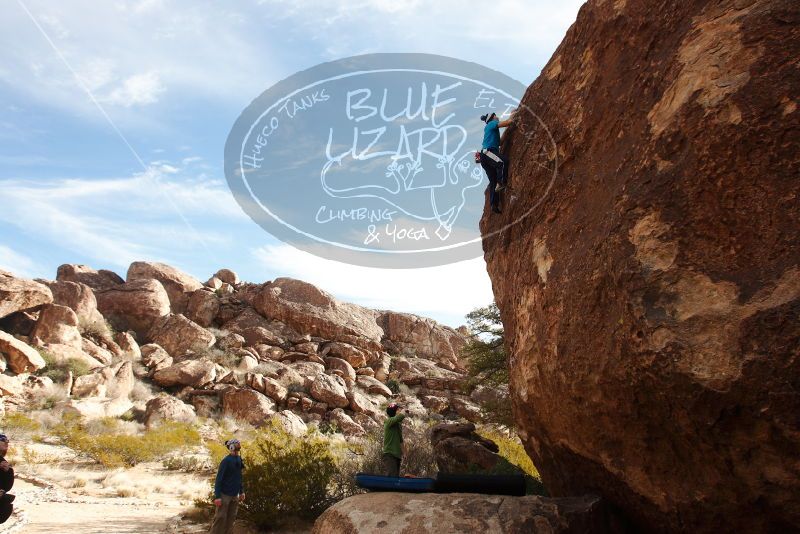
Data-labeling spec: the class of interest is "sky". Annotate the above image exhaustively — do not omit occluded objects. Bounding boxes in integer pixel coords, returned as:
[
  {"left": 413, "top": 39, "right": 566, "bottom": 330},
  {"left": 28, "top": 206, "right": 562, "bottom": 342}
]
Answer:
[{"left": 0, "top": 0, "right": 585, "bottom": 327}]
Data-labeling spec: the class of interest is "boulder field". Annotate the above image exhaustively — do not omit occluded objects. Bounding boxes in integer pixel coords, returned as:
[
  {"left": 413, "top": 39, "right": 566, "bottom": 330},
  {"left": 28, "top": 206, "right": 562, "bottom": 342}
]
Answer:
[{"left": 0, "top": 262, "right": 487, "bottom": 435}]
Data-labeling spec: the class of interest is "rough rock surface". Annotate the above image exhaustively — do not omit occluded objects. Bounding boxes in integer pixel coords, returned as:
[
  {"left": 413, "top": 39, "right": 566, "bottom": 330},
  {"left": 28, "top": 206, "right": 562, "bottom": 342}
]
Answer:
[
  {"left": 0, "top": 270, "right": 52, "bottom": 319},
  {"left": 378, "top": 311, "right": 467, "bottom": 371},
  {"left": 313, "top": 492, "right": 607, "bottom": 534},
  {"left": 56, "top": 264, "right": 123, "bottom": 292},
  {"left": 152, "top": 359, "right": 216, "bottom": 388},
  {"left": 0, "top": 331, "right": 46, "bottom": 373},
  {"left": 44, "top": 280, "right": 105, "bottom": 330},
  {"left": 186, "top": 288, "right": 220, "bottom": 327},
  {"left": 31, "top": 304, "right": 83, "bottom": 348},
  {"left": 309, "top": 373, "right": 349, "bottom": 408},
  {"left": 127, "top": 261, "right": 202, "bottom": 313},
  {"left": 95, "top": 279, "right": 171, "bottom": 337},
  {"left": 222, "top": 387, "right": 276, "bottom": 426},
  {"left": 148, "top": 313, "right": 215, "bottom": 357},
  {"left": 480, "top": 1, "right": 800, "bottom": 532},
  {"left": 252, "top": 278, "right": 383, "bottom": 348},
  {"left": 431, "top": 422, "right": 500, "bottom": 473},
  {"left": 144, "top": 395, "right": 197, "bottom": 427}
]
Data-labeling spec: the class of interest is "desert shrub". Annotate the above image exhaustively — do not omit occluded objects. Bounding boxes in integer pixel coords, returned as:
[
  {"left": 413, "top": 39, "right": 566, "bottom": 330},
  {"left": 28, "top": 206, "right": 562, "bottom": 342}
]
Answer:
[
  {"left": 53, "top": 414, "right": 200, "bottom": 468},
  {"left": 210, "top": 419, "right": 340, "bottom": 529},
  {"left": 287, "top": 382, "right": 307, "bottom": 394},
  {"left": 386, "top": 379, "right": 400, "bottom": 394},
  {"left": 163, "top": 454, "right": 211, "bottom": 473},
  {"left": 36, "top": 350, "right": 91, "bottom": 383},
  {"left": 78, "top": 316, "right": 113, "bottom": 338},
  {"left": 477, "top": 426, "right": 546, "bottom": 494},
  {"left": 1, "top": 412, "right": 42, "bottom": 434},
  {"left": 192, "top": 346, "right": 239, "bottom": 369}
]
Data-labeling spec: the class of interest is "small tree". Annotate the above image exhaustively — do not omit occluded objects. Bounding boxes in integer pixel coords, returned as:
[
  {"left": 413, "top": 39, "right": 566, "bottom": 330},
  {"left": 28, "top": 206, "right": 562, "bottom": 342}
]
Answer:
[{"left": 462, "top": 303, "right": 513, "bottom": 426}]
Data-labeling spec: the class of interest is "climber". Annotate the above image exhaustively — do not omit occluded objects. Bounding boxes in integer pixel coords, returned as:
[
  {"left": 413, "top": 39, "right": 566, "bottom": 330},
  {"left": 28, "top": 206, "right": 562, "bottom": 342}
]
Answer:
[
  {"left": 382, "top": 403, "right": 405, "bottom": 477},
  {"left": 0, "top": 434, "right": 14, "bottom": 525},
  {"left": 210, "top": 438, "right": 245, "bottom": 534},
  {"left": 479, "top": 111, "right": 514, "bottom": 214}
]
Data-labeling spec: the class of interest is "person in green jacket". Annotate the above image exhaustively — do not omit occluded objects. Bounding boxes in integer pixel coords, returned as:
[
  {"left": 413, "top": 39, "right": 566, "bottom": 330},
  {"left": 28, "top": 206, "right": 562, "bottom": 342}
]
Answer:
[{"left": 382, "top": 403, "right": 405, "bottom": 477}]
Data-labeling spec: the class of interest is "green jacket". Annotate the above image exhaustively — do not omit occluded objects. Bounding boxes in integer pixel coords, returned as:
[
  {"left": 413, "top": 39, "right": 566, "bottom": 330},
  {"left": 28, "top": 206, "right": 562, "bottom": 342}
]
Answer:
[{"left": 382, "top": 413, "right": 405, "bottom": 459}]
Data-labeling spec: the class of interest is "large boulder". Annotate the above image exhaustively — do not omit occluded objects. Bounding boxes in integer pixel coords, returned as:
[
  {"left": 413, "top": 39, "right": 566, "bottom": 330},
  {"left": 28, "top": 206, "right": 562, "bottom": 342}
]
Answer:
[
  {"left": 30, "top": 304, "right": 82, "bottom": 348},
  {"left": 186, "top": 289, "right": 220, "bottom": 327},
  {"left": 430, "top": 422, "right": 499, "bottom": 473},
  {"left": 313, "top": 492, "right": 607, "bottom": 534},
  {"left": 480, "top": 1, "right": 800, "bottom": 532},
  {"left": 148, "top": 313, "right": 215, "bottom": 357},
  {"left": 0, "top": 331, "right": 46, "bottom": 373},
  {"left": 214, "top": 268, "right": 239, "bottom": 286},
  {"left": 378, "top": 311, "right": 467, "bottom": 371},
  {"left": 144, "top": 395, "right": 196, "bottom": 427},
  {"left": 328, "top": 408, "right": 365, "bottom": 437},
  {"left": 222, "top": 387, "right": 276, "bottom": 426},
  {"left": 95, "top": 279, "right": 171, "bottom": 337},
  {"left": 272, "top": 410, "right": 307, "bottom": 436},
  {"left": 0, "top": 270, "right": 52, "bottom": 319},
  {"left": 43, "top": 280, "right": 105, "bottom": 331},
  {"left": 152, "top": 359, "right": 216, "bottom": 388},
  {"left": 56, "top": 264, "right": 123, "bottom": 292},
  {"left": 252, "top": 278, "right": 383, "bottom": 349},
  {"left": 126, "top": 261, "right": 202, "bottom": 314},
  {"left": 309, "top": 373, "right": 349, "bottom": 408},
  {"left": 71, "top": 361, "right": 134, "bottom": 399},
  {"left": 140, "top": 343, "right": 173, "bottom": 373}
]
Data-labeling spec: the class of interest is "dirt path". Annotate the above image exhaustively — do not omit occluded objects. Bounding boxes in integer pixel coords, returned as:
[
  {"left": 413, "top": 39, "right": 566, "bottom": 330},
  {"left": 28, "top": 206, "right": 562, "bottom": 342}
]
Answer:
[{"left": 0, "top": 478, "right": 205, "bottom": 534}]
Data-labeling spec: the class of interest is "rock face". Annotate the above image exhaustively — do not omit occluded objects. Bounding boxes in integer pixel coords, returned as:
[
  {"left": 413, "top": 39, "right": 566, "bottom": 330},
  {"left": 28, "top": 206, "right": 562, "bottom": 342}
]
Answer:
[
  {"left": 0, "top": 331, "right": 46, "bottom": 373},
  {"left": 252, "top": 278, "right": 383, "bottom": 348},
  {"left": 313, "top": 492, "right": 607, "bottom": 534},
  {"left": 0, "top": 270, "right": 52, "bottom": 319},
  {"left": 144, "top": 395, "right": 196, "bottom": 427},
  {"left": 31, "top": 304, "right": 83, "bottom": 348},
  {"left": 127, "top": 261, "right": 202, "bottom": 314},
  {"left": 430, "top": 422, "right": 500, "bottom": 473},
  {"left": 95, "top": 279, "right": 171, "bottom": 337},
  {"left": 56, "top": 264, "right": 123, "bottom": 292},
  {"left": 44, "top": 280, "right": 105, "bottom": 330},
  {"left": 222, "top": 387, "right": 276, "bottom": 426},
  {"left": 480, "top": 1, "right": 800, "bottom": 532},
  {"left": 378, "top": 311, "right": 467, "bottom": 371},
  {"left": 148, "top": 314, "right": 215, "bottom": 357}
]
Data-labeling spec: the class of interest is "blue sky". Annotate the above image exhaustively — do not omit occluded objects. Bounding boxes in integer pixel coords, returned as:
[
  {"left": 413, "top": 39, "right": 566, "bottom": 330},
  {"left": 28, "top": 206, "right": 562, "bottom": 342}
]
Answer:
[{"left": 0, "top": 0, "right": 585, "bottom": 327}]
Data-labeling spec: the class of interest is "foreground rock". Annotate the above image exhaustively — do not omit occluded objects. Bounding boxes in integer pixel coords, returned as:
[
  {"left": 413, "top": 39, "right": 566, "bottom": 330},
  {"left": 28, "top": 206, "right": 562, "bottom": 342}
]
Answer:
[
  {"left": 313, "top": 492, "right": 607, "bottom": 534},
  {"left": 431, "top": 422, "right": 500, "bottom": 473},
  {"left": 480, "top": 1, "right": 800, "bottom": 532},
  {"left": 0, "top": 270, "right": 52, "bottom": 319}
]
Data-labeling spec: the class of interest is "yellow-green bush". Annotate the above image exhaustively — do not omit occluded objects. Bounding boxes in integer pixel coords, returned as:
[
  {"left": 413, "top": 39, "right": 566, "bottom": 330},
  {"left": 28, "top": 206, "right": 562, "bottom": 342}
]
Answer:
[
  {"left": 1, "top": 412, "right": 42, "bottom": 434},
  {"left": 36, "top": 350, "right": 91, "bottom": 383},
  {"left": 53, "top": 414, "right": 200, "bottom": 468},
  {"left": 478, "top": 426, "right": 540, "bottom": 479}
]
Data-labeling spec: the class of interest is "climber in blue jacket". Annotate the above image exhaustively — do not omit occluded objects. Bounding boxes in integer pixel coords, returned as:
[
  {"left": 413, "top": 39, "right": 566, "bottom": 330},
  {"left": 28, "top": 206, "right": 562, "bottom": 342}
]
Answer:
[{"left": 479, "top": 111, "right": 515, "bottom": 214}]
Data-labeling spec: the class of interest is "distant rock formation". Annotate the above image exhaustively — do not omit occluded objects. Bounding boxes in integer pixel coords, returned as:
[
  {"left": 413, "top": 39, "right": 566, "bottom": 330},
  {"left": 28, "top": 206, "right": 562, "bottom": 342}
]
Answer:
[
  {"left": 0, "top": 263, "right": 492, "bottom": 438},
  {"left": 481, "top": 0, "right": 800, "bottom": 532}
]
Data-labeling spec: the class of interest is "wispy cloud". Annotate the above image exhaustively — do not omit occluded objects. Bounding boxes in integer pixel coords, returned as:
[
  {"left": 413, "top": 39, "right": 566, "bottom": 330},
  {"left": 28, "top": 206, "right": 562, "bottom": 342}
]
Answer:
[
  {"left": 0, "top": 160, "right": 248, "bottom": 269},
  {"left": 0, "top": 245, "right": 41, "bottom": 278}
]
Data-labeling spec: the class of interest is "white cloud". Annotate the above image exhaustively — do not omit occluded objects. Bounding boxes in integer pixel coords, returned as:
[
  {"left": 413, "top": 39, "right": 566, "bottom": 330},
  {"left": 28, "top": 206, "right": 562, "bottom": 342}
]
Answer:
[
  {"left": 105, "top": 71, "right": 165, "bottom": 107},
  {"left": 0, "top": 160, "right": 248, "bottom": 269},
  {"left": 253, "top": 243, "right": 493, "bottom": 326},
  {"left": 0, "top": 245, "right": 40, "bottom": 278}
]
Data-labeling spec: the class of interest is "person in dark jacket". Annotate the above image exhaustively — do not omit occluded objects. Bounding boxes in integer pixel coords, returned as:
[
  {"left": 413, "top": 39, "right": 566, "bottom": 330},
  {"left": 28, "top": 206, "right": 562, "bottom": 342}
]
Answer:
[
  {"left": 382, "top": 403, "right": 405, "bottom": 477},
  {"left": 210, "top": 438, "right": 245, "bottom": 534},
  {"left": 0, "top": 434, "right": 14, "bottom": 524}
]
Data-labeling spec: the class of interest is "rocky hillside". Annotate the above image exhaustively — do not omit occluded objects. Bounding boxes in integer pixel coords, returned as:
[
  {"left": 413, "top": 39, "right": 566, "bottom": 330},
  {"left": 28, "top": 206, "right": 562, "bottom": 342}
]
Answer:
[
  {"left": 482, "top": 0, "right": 799, "bottom": 532},
  {"left": 0, "top": 262, "right": 488, "bottom": 436}
]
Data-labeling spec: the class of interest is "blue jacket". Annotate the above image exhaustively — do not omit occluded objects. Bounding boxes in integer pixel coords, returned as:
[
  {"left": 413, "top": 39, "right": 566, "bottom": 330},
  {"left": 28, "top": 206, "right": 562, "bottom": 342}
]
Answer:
[{"left": 214, "top": 454, "right": 244, "bottom": 498}]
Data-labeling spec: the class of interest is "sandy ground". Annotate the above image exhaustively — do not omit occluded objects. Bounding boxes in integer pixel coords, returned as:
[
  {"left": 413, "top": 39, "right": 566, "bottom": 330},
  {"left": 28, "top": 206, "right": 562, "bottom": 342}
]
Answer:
[{"left": 0, "top": 442, "right": 209, "bottom": 534}]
